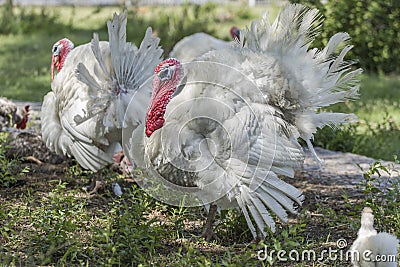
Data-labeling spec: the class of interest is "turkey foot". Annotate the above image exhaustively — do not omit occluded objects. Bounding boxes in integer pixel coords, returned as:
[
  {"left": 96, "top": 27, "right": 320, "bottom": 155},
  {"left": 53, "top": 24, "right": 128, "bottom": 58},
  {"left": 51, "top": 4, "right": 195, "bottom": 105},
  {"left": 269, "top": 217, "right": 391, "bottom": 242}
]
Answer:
[
  {"left": 83, "top": 172, "right": 105, "bottom": 195},
  {"left": 201, "top": 204, "right": 220, "bottom": 241},
  {"left": 88, "top": 180, "right": 105, "bottom": 195},
  {"left": 24, "top": 156, "right": 43, "bottom": 165}
]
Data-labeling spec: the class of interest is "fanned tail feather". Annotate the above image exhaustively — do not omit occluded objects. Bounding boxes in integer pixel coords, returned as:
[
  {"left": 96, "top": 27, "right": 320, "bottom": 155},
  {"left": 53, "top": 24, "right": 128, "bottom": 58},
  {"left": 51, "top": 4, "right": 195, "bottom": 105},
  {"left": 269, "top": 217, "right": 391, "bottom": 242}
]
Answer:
[
  {"left": 76, "top": 11, "right": 163, "bottom": 130},
  {"left": 243, "top": 4, "right": 323, "bottom": 53},
  {"left": 241, "top": 4, "right": 362, "bottom": 163},
  {"left": 108, "top": 11, "right": 128, "bottom": 86},
  {"left": 125, "top": 27, "right": 163, "bottom": 90},
  {"left": 90, "top": 33, "right": 110, "bottom": 78},
  {"left": 236, "top": 173, "right": 303, "bottom": 238}
]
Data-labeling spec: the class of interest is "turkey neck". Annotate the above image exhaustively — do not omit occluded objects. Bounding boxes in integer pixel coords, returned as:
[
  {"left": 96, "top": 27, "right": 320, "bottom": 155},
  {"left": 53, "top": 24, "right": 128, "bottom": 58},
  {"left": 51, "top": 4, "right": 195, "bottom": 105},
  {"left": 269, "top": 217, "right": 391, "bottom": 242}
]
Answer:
[
  {"left": 51, "top": 39, "right": 73, "bottom": 80},
  {"left": 145, "top": 65, "right": 183, "bottom": 137}
]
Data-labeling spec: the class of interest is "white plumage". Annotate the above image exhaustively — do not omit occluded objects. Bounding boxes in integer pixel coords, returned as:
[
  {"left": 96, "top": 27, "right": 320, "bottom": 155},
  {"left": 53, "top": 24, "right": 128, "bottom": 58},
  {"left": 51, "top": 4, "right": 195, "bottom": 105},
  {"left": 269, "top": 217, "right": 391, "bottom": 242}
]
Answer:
[
  {"left": 41, "top": 12, "right": 163, "bottom": 172},
  {"left": 169, "top": 27, "right": 239, "bottom": 63},
  {"left": 128, "top": 4, "right": 362, "bottom": 239},
  {"left": 170, "top": 33, "right": 232, "bottom": 63},
  {"left": 350, "top": 207, "right": 399, "bottom": 267}
]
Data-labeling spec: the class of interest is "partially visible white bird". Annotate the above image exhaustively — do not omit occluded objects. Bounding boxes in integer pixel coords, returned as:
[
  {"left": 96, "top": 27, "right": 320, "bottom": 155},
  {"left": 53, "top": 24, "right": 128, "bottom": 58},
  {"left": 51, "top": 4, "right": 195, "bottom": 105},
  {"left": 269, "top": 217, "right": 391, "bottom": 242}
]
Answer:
[
  {"left": 128, "top": 4, "right": 362, "bottom": 240},
  {"left": 169, "top": 26, "right": 240, "bottom": 63},
  {"left": 41, "top": 11, "right": 163, "bottom": 172},
  {"left": 0, "top": 97, "right": 29, "bottom": 131},
  {"left": 350, "top": 207, "right": 399, "bottom": 267}
]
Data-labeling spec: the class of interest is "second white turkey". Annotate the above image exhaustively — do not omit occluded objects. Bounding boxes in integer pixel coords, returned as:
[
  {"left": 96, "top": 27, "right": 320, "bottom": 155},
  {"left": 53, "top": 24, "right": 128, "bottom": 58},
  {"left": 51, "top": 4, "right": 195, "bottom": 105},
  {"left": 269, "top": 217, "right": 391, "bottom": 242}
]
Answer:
[
  {"left": 41, "top": 11, "right": 163, "bottom": 172},
  {"left": 169, "top": 26, "right": 240, "bottom": 63}
]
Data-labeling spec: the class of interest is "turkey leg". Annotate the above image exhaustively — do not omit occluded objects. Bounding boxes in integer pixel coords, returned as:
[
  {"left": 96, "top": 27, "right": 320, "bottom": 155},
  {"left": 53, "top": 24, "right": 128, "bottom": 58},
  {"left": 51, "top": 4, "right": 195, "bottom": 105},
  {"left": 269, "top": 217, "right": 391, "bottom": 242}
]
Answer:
[{"left": 201, "top": 204, "right": 219, "bottom": 241}]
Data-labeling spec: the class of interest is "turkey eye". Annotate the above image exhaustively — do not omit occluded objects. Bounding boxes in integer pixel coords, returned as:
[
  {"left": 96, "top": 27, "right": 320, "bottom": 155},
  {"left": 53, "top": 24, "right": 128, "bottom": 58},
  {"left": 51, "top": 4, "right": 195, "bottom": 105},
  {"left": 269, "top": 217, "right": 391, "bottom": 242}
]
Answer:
[
  {"left": 158, "top": 67, "right": 171, "bottom": 81},
  {"left": 52, "top": 45, "right": 61, "bottom": 55}
]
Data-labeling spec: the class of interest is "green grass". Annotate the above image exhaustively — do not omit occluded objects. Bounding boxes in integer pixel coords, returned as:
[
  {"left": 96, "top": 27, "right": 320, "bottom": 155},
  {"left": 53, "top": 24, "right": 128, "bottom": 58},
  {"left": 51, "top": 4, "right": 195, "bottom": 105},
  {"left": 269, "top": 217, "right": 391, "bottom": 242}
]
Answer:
[
  {"left": 314, "top": 75, "right": 400, "bottom": 160},
  {"left": 0, "top": 155, "right": 398, "bottom": 266},
  {"left": 333, "top": 75, "right": 400, "bottom": 124},
  {"left": 0, "top": 132, "right": 29, "bottom": 187}
]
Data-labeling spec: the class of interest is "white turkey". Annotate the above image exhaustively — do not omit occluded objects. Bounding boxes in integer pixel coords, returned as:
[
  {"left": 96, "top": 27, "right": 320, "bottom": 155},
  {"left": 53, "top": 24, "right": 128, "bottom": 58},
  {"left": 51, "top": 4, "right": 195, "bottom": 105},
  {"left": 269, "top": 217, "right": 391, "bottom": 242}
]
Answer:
[
  {"left": 350, "top": 207, "right": 399, "bottom": 267},
  {"left": 169, "top": 26, "right": 240, "bottom": 63},
  {"left": 41, "top": 11, "right": 163, "bottom": 174},
  {"left": 127, "top": 4, "right": 362, "bottom": 240},
  {"left": 0, "top": 97, "right": 29, "bottom": 131}
]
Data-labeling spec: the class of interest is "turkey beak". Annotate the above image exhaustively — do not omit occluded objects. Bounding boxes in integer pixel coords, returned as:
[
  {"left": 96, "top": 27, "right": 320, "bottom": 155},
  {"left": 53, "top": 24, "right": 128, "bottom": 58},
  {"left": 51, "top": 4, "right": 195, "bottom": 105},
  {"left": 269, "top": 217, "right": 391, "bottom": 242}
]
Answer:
[{"left": 53, "top": 55, "right": 59, "bottom": 66}]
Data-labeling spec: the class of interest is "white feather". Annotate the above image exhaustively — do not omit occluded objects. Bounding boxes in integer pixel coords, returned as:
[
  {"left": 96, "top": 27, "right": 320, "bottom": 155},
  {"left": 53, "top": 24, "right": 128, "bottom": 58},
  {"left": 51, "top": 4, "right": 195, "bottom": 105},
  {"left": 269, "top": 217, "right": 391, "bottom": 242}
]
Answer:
[
  {"left": 112, "top": 182, "right": 123, "bottom": 196},
  {"left": 170, "top": 32, "right": 234, "bottom": 63}
]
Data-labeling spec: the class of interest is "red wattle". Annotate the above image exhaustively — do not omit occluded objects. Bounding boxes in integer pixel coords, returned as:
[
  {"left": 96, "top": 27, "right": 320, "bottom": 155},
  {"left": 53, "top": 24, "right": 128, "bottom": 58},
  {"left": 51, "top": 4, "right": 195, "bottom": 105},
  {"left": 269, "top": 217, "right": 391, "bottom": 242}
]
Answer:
[
  {"left": 51, "top": 57, "right": 55, "bottom": 81},
  {"left": 146, "top": 58, "right": 183, "bottom": 137}
]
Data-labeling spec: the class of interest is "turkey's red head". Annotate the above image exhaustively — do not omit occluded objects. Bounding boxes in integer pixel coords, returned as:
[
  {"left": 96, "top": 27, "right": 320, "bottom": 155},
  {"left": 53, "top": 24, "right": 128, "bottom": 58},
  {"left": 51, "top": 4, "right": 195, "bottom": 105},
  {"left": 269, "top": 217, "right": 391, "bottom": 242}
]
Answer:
[
  {"left": 16, "top": 105, "right": 29, "bottom": 130},
  {"left": 230, "top": 26, "right": 240, "bottom": 41},
  {"left": 145, "top": 58, "right": 183, "bottom": 137},
  {"left": 51, "top": 38, "right": 74, "bottom": 81}
]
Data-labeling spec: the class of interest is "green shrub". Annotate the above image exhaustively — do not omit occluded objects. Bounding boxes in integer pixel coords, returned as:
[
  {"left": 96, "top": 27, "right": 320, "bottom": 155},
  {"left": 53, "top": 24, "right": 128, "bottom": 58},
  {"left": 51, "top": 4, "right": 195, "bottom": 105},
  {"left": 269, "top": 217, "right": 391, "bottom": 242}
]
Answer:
[
  {"left": 313, "top": 121, "right": 400, "bottom": 161},
  {"left": 127, "top": 3, "right": 217, "bottom": 56},
  {"left": 359, "top": 159, "right": 400, "bottom": 234},
  {"left": 0, "top": 2, "right": 68, "bottom": 35},
  {"left": 31, "top": 182, "right": 91, "bottom": 265},
  {"left": 94, "top": 185, "right": 163, "bottom": 266},
  {"left": 290, "top": 0, "right": 400, "bottom": 74}
]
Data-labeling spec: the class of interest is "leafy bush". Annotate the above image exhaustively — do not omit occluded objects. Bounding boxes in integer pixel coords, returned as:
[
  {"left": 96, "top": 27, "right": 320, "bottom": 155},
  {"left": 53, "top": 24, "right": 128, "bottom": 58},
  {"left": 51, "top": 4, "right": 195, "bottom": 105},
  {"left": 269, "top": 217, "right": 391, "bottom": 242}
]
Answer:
[
  {"left": 359, "top": 159, "right": 400, "bottom": 234},
  {"left": 313, "top": 112, "right": 400, "bottom": 161},
  {"left": 0, "top": 1, "right": 68, "bottom": 35},
  {"left": 290, "top": 0, "right": 400, "bottom": 74},
  {"left": 30, "top": 182, "right": 91, "bottom": 265},
  {"left": 127, "top": 3, "right": 217, "bottom": 55}
]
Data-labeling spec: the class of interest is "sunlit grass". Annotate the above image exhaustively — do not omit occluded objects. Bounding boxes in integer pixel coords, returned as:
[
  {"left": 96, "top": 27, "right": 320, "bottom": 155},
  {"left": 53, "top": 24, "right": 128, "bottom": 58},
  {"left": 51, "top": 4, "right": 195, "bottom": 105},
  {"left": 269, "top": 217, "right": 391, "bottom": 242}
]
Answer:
[
  {"left": 0, "top": 159, "right": 398, "bottom": 266},
  {"left": 314, "top": 75, "right": 400, "bottom": 160},
  {"left": 346, "top": 75, "right": 400, "bottom": 123}
]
